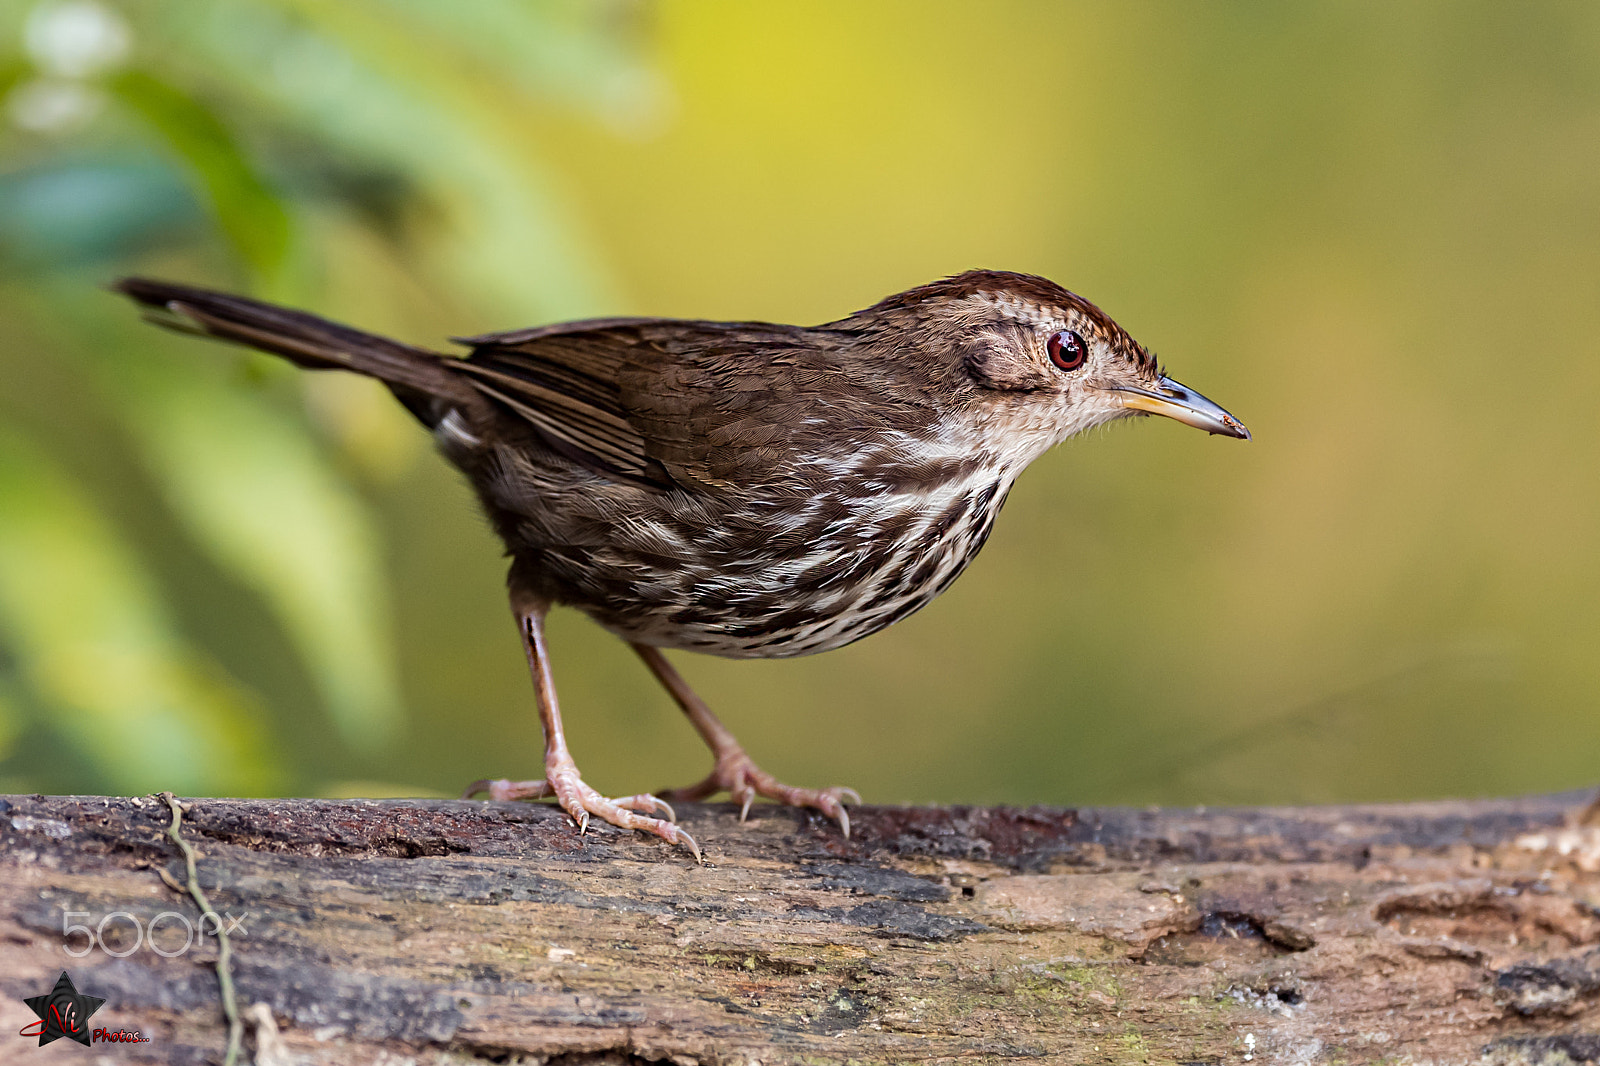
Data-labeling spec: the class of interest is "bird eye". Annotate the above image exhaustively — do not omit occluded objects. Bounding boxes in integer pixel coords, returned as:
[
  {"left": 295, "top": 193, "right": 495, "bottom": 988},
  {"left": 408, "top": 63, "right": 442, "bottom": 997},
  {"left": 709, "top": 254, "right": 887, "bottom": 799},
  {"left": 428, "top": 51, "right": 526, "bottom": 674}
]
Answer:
[{"left": 1047, "top": 330, "right": 1088, "bottom": 371}]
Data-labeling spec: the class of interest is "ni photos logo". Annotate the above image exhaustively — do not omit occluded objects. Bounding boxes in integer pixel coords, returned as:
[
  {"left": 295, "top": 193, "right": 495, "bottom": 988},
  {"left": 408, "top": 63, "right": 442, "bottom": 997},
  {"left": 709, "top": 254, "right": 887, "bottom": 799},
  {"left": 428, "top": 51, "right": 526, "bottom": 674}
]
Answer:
[{"left": 19, "top": 970, "right": 145, "bottom": 1047}]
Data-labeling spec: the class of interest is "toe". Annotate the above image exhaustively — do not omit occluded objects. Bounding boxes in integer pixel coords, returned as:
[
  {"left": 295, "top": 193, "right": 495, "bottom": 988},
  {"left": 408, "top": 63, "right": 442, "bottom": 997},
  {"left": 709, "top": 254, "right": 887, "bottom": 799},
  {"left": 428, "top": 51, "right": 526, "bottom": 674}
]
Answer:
[
  {"left": 612, "top": 793, "right": 677, "bottom": 822},
  {"left": 620, "top": 808, "right": 703, "bottom": 863},
  {"left": 565, "top": 786, "right": 702, "bottom": 863},
  {"left": 811, "top": 791, "right": 852, "bottom": 838},
  {"left": 466, "top": 777, "right": 556, "bottom": 803}
]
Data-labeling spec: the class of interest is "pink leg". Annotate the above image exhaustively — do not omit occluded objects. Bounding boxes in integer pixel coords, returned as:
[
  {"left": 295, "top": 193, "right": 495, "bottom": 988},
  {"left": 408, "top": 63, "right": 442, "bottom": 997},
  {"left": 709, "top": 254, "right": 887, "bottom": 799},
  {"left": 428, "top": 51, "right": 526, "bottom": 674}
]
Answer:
[
  {"left": 632, "top": 644, "right": 858, "bottom": 837},
  {"left": 463, "top": 581, "right": 700, "bottom": 862}
]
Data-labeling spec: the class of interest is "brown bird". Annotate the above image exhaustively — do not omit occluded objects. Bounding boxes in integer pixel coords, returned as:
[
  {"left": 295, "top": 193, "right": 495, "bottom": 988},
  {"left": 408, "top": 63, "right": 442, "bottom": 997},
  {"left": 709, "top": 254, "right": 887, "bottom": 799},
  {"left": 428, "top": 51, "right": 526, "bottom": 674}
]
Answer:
[{"left": 116, "top": 271, "right": 1248, "bottom": 861}]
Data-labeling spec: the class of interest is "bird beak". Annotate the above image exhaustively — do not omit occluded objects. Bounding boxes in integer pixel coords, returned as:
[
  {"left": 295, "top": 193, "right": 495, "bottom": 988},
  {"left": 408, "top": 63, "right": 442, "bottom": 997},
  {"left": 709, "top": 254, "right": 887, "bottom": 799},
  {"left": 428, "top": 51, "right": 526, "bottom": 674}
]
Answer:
[{"left": 1106, "top": 376, "right": 1250, "bottom": 440}]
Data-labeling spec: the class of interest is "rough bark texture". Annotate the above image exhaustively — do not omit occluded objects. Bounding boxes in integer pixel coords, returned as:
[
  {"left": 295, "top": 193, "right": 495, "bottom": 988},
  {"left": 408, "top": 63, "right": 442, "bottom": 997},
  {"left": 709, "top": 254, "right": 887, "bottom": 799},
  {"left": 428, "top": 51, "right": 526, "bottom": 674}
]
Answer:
[{"left": 4, "top": 791, "right": 1600, "bottom": 1064}]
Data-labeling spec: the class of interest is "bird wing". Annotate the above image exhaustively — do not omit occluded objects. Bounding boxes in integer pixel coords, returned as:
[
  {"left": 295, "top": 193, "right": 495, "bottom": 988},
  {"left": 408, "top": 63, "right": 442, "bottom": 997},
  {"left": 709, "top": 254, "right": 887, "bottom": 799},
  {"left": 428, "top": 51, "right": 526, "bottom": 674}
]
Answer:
[
  {"left": 452, "top": 318, "right": 871, "bottom": 491},
  {"left": 451, "top": 319, "right": 669, "bottom": 485}
]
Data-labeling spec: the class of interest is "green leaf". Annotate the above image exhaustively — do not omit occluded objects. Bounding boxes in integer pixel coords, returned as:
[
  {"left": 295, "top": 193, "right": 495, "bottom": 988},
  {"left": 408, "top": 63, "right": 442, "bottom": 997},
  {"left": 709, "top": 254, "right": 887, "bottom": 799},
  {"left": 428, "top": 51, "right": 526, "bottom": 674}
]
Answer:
[{"left": 0, "top": 425, "right": 278, "bottom": 794}]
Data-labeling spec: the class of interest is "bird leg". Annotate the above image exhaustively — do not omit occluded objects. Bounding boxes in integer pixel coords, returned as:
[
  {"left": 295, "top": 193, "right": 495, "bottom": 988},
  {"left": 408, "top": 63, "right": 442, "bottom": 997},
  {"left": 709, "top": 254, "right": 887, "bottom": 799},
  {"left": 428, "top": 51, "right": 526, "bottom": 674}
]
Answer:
[
  {"left": 631, "top": 644, "right": 859, "bottom": 837},
  {"left": 463, "top": 583, "right": 700, "bottom": 862}
]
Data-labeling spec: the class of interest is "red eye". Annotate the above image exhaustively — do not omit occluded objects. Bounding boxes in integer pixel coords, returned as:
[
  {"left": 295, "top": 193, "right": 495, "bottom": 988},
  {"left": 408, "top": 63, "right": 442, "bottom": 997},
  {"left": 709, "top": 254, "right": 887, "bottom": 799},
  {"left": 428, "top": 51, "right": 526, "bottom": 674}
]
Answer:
[{"left": 1047, "top": 330, "right": 1088, "bottom": 371}]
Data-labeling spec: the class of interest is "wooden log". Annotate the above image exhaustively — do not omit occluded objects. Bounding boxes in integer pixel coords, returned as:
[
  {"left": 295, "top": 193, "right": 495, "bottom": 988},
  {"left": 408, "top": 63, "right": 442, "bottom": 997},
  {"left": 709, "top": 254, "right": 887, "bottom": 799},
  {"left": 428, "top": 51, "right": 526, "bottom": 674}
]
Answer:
[{"left": 2, "top": 791, "right": 1600, "bottom": 1064}]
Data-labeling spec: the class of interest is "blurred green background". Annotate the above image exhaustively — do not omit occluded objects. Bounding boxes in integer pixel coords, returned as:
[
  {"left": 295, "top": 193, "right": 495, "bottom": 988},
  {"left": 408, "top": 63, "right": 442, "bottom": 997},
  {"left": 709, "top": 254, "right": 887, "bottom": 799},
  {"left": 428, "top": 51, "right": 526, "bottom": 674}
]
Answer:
[{"left": 1, "top": 0, "right": 1597, "bottom": 808}]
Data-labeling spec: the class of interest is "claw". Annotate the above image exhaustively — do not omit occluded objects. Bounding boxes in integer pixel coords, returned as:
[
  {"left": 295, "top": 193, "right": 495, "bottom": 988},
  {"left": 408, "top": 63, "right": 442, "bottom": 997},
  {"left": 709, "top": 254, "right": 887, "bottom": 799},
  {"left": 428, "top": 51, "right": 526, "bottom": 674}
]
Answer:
[
  {"left": 739, "top": 793, "right": 755, "bottom": 823},
  {"left": 461, "top": 779, "right": 491, "bottom": 800},
  {"left": 676, "top": 828, "right": 704, "bottom": 865},
  {"left": 838, "top": 805, "right": 851, "bottom": 840},
  {"left": 838, "top": 787, "right": 862, "bottom": 807}
]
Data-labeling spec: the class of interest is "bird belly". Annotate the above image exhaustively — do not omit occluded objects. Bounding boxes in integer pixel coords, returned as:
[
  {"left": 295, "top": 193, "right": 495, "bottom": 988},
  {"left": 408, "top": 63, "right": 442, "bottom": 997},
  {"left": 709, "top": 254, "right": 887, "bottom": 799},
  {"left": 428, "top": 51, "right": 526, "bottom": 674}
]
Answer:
[{"left": 547, "top": 474, "right": 1012, "bottom": 659}]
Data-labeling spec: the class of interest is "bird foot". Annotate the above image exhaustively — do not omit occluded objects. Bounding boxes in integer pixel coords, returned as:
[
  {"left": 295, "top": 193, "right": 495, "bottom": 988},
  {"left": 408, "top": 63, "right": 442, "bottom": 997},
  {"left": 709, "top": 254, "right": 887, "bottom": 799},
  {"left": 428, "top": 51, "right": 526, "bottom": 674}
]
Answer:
[
  {"left": 462, "top": 771, "right": 700, "bottom": 863},
  {"left": 660, "top": 749, "right": 859, "bottom": 838}
]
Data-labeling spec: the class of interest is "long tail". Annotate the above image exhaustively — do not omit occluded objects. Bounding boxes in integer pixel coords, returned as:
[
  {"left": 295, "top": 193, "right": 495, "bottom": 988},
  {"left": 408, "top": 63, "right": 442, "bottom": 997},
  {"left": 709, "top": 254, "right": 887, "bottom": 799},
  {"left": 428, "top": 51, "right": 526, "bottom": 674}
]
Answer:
[{"left": 114, "top": 278, "right": 476, "bottom": 420}]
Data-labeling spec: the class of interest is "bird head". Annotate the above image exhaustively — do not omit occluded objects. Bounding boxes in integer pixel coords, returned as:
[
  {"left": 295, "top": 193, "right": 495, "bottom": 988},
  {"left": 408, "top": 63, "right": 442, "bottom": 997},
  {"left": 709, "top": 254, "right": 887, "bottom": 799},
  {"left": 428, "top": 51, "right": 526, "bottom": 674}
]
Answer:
[{"left": 850, "top": 271, "right": 1249, "bottom": 463}]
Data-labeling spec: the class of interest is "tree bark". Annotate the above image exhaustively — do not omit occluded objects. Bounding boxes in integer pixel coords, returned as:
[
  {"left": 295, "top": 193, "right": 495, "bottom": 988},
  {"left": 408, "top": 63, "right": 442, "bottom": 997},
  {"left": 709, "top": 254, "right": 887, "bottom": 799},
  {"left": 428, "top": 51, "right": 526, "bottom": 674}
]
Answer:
[{"left": 3, "top": 791, "right": 1600, "bottom": 1064}]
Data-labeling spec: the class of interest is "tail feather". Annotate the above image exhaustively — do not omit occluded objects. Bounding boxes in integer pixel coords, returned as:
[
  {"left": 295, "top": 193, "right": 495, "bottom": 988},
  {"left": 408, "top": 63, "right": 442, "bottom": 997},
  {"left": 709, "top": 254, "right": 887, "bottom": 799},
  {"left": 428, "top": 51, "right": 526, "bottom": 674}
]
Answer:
[{"left": 114, "top": 278, "right": 473, "bottom": 408}]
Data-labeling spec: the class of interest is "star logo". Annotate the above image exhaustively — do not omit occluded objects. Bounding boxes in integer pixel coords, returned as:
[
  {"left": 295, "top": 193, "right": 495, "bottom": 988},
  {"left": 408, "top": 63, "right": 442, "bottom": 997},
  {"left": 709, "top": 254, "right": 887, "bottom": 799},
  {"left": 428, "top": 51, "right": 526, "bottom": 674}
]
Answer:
[{"left": 21, "top": 971, "right": 105, "bottom": 1047}]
